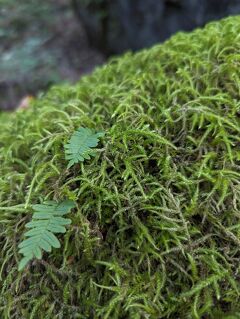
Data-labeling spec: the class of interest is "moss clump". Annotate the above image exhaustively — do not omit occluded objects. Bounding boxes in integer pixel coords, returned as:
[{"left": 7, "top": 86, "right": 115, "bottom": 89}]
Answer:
[{"left": 1, "top": 16, "right": 240, "bottom": 319}]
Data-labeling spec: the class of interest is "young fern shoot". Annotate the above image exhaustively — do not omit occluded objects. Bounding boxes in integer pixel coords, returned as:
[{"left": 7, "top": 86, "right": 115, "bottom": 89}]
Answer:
[
  {"left": 18, "top": 200, "right": 75, "bottom": 271},
  {"left": 18, "top": 127, "right": 104, "bottom": 270},
  {"left": 65, "top": 127, "right": 105, "bottom": 168}
]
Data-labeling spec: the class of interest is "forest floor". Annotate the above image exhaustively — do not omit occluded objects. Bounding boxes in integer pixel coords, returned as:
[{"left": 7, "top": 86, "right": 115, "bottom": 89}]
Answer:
[{"left": 0, "top": 0, "right": 104, "bottom": 110}]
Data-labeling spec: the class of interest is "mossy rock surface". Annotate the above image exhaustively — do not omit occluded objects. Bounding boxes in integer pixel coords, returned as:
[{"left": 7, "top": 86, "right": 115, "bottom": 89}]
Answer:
[{"left": 1, "top": 16, "right": 240, "bottom": 319}]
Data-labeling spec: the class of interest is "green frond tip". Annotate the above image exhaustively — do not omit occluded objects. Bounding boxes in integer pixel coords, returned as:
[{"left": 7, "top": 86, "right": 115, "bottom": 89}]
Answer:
[
  {"left": 65, "top": 127, "right": 105, "bottom": 168},
  {"left": 18, "top": 200, "right": 75, "bottom": 271}
]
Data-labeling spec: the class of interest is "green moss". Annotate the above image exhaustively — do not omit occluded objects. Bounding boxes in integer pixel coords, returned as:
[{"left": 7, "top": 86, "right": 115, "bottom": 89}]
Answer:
[{"left": 1, "top": 16, "right": 240, "bottom": 318}]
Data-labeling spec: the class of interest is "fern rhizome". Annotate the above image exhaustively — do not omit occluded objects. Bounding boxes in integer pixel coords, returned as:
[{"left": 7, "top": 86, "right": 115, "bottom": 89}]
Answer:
[{"left": 1, "top": 16, "right": 240, "bottom": 319}]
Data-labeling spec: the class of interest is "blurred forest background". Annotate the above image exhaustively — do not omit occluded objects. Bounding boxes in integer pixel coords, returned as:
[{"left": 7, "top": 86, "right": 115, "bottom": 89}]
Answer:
[{"left": 1, "top": 0, "right": 240, "bottom": 110}]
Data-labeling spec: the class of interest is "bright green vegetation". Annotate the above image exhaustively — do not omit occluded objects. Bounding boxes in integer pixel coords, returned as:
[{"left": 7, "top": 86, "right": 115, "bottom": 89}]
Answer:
[
  {"left": 1, "top": 16, "right": 240, "bottom": 318},
  {"left": 18, "top": 201, "right": 75, "bottom": 271}
]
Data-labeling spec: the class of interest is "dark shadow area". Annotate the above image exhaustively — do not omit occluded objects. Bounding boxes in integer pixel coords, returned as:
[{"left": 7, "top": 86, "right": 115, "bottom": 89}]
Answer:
[{"left": 74, "top": 0, "right": 240, "bottom": 54}]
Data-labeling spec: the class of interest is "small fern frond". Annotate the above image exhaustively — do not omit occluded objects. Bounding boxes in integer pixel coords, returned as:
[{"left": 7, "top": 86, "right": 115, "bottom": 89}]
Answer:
[
  {"left": 65, "top": 127, "right": 105, "bottom": 168},
  {"left": 18, "top": 200, "right": 75, "bottom": 271}
]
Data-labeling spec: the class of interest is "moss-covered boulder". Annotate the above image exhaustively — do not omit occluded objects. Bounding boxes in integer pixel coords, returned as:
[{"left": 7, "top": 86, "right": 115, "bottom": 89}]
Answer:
[{"left": 1, "top": 16, "right": 240, "bottom": 318}]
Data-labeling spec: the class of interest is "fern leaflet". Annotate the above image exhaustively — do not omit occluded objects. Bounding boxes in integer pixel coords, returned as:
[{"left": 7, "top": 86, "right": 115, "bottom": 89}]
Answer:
[
  {"left": 18, "top": 200, "right": 75, "bottom": 271},
  {"left": 65, "top": 127, "right": 105, "bottom": 168}
]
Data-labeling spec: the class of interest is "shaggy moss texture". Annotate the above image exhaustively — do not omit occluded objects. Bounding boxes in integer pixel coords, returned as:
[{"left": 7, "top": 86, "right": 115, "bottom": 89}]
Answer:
[{"left": 1, "top": 16, "right": 240, "bottom": 319}]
